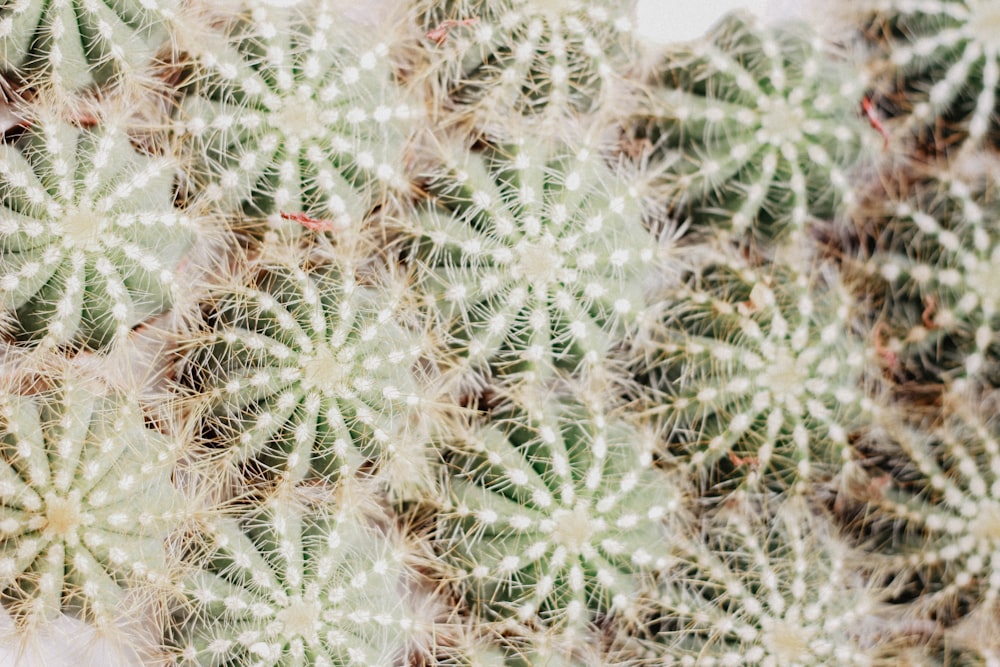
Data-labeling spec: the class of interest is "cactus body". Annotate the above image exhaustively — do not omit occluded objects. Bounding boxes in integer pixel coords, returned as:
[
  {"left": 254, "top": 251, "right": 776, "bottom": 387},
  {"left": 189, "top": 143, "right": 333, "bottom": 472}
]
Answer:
[
  {"left": 0, "top": 361, "right": 180, "bottom": 627},
  {"left": 176, "top": 489, "right": 417, "bottom": 666},
  {"left": 638, "top": 11, "right": 870, "bottom": 247},
  {"left": 185, "top": 251, "right": 424, "bottom": 486},
  {"left": 640, "top": 258, "right": 867, "bottom": 495},
  {"left": 0, "top": 0, "right": 175, "bottom": 91},
  {"left": 413, "top": 133, "right": 655, "bottom": 383},
  {"left": 417, "top": 0, "right": 637, "bottom": 125},
  {"left": 0, "top": 117, "right": 196, "bottom": 348},
  {"left": 179, "top": 0, "right": 416, "bottom": 236},
  {"left": 441, "top": 392, "right": 679, "bottom": 628}
]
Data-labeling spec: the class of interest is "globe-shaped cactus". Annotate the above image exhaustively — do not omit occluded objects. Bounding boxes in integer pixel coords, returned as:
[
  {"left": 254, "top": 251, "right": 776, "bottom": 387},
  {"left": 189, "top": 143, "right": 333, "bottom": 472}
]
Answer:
[
  {"left": 410, "top": 131, "right": 657, "bottom": 386},
  {"left": 852, "top": 166, "right": 1000, "bottom": 382},
  {"left": 857, "top": 0, "right": 1000, "bottom": 148},
  {"left": 416, "top": 0, "right": 638, "bottom": 126},
  {"left": 651, "top": 496, "right": 896, "bottom": 666},
  {"left": 0, "top": 0, "right": 175, "bottom": 92},
  {"left": 0, "top": 359, "right": 181, "bottom": 628},
  {"left": 174, "top": 484, "right": 418, "bottom": 665},
  {"left": 178, "top": 0, "right": 416, "bottom": 237},
  {"left": 639, "top": 257, "right": 868, "bottom": 496},
  {"left": 183, "top": 247, "right": 426, "bottom": 488},
  {"left": 439, "top": 389, "right": 681, "bottom": 629},
  {"left": 843, "top": 385, "right": 1000, "bottom": 617},
  {"left": 637, "top": 10, "right": 872, "bottom": 247},
  {"left": 0, "top": 116, "right": 198, "bottom": 348}
]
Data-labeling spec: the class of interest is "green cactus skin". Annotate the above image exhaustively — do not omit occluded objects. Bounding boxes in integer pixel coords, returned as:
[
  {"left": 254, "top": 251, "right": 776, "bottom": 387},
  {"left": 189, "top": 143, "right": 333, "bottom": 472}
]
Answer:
[
  {"left": 639, "top": 256, "right": 868, "bottom": 496},
  {"left": 0, "top": 359, "right": 181, "bottom": 628},
  {"left": 0, "top": 116, "right": 197, "bottom": 348},
  {"left": 174, "top": 484, "right": 418, "bottom": 666},
  {"left": 416, "top": 0, "right": 638, "bottom": 126},
  {"left": 184, "top": 247, "right": 426, "bottom": 488},
  {"left": 637, "top": 10, "right": 871, "bottom": 247},
  {"left": 852, "top": 166, "right": 1000, "bottom": 383},
  {"left": 410, "top": 131, "right": 656, "bottom": 385},
  {"left": 858, "top": 0, "right": 1000, "bottom": 149},
  {"left": 650, "top": 496, "right": 895, "bottom": 666},
  {"left": 0, "top": 0, "right": 176, "bottom": 92},
  {"left": 178, "top": 0, "right": 416, "bottom": 237},
  {"left": 439, "top": 389, "right": 681, "bottom": 630},
  {"left": 843, "top": 385, "right": 1000, "bottom": 618}
]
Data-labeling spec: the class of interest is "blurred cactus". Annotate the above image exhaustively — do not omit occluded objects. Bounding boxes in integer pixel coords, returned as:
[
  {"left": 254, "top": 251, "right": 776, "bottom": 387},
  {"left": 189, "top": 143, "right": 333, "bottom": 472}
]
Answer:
[
  {"left": 173, "top": 482, "right": 418, "bottom": 665},
  {"left": 857, "top": 0, "right": 1000, "bottom": 150},
  {"left": 0, "top": 0, "right": 175, "bottom": 92},
  {"left": 849, "top": 164, "right": 1000, "bottom": 383},
  {"left": 415, "top": 0, "right": 638, "bottom": 127}
]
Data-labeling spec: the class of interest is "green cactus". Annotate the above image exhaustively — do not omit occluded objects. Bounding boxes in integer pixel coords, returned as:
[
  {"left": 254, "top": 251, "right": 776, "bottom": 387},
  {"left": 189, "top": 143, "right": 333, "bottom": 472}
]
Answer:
[
  {"left": 182, "top": 241, "right": 428, "bottom": 490},
  {"left": 173, "top": 482, "right": 419, "bottom": 666},
  {"left": 416, "top": 0, "right": 638, "bottom": 126},
  {"left": 850, "top": 163, "right": 1000, "bottom": 383},
  {"left": 408, "top": 129, "right": 657, "bottom": 387},
  {"left": 0, "top": 0, "right": 176, "bottom": 92},
  {"left": 857, "top": 0, "right": 1000, "bottom": 149},
  {"left": 177, "top": 0, "right": 417, "bottom": 237},
  {"left": 638, "top": 254, "right": 869, "bottom": 496},
  {"left": 635, "top": 10, "right": 872, "bottom": 248},
  {"left": 0, "top": 355, "right": 181, "bottom": 629},
  {"left": 439, "top": 385, "right": 682, "bottom": 630},
  {"left": 841, "top": 384, "right": 1000, "bottom": 618},
  {"left": 649, "top": 495, "right": 898, "bottom": 666},
  {"left": 0, "top": 114, "right": 199, "bottom": 348}
]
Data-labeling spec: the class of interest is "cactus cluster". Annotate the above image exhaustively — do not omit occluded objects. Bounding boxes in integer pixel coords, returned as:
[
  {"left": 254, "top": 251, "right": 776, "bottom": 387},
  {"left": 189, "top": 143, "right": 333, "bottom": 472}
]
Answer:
[{"left": 1, "top": 0, "right": 1000, "bottom": 664}]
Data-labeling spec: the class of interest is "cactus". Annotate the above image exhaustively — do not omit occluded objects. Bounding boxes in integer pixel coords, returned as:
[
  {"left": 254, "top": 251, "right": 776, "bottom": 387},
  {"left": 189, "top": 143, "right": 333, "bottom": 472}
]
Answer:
[
  {"left": 177, "top": 0, "right": 417, "bottom": 237},
  {"left": 849, "top": 163, "right": 1000, "bottom": 383},
  {"left": 181, "top": 241, "right": 428, "bottom": 490},
  {"left": 638, "top": 254, "right": 869, "bottom": 496},
  {"left": 840, "top": 384, "right": 1000, "bottom": 619},
  {"left": 438, "top": 384, "right": 682, "bottom": 630},
  {"left": 173, "top": 481, "right": 419, "bottom": 666},
  {"left": 647, "top": 495, "right": 899, "bottom": 665},
  {"left": 856, "top": 0, "right": 1000, "bottom": 150},
  {"left": 0, "top": 0, "right": 176, "bottom": 93},
  {"left": 634, "top": 10, "right": 872, "bottom": 248},
  {"left": 415, "top": 0, "right": 638, "bottom": 127},
  {"left": 0, "top": 354, "right": 181, "bottom": 630},
  {"left": 408, "top": 128, "right": 658, "bottom": 387},
  {"left": 0, "top": 114, "right": 200, "bottom": 348}
]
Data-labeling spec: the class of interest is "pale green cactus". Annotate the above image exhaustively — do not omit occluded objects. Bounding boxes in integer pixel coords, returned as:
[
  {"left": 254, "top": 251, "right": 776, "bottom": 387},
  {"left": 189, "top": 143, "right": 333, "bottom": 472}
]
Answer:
[
  {"left": 636, "top": 10, "right": 872, "bottom": 247},
  {"left": 439, "top": 385, "right": 683, "bottom": 630},
  {"left": 182, "top": 241, "right": 428, "bottom": 490},
  {"left": 173, "top": 482, "right": 419, "bottom": 666},
  {"left": 0, "top": 355, "right": 181, "bottom": 629},
  {"left": 415, "top": 0, "right": 638, "bottom": 126},
  {"left": 177, "top": 0, "right": 417, "bottom": 237},
  {"left": 409, "top": 128, "right": 658, "bottom": 387},
  {"left": 649, "top": 495, "right": 898, "bottom": 666},
  {"left": 0, "top": 114, "right": 199, "bottom": 348},
  {"left": 0, "top": 0, "right": 176, "bottom": 92},
  {"left": 639, "top": 254, "right": 869, "bottom": 496}
]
